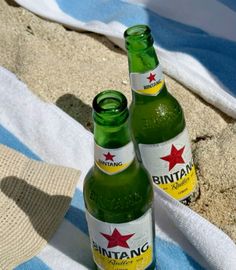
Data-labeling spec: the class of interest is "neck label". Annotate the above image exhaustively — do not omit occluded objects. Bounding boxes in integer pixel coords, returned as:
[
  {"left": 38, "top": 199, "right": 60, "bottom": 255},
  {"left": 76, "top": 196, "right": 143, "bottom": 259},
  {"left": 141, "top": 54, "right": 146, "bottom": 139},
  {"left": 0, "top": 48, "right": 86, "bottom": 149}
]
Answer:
[
  {"left": 130, "top": 65, "right": 164, "bottom": 96},
  {"left": 95, "top": 142, "right": 135, "bottom": 175}
]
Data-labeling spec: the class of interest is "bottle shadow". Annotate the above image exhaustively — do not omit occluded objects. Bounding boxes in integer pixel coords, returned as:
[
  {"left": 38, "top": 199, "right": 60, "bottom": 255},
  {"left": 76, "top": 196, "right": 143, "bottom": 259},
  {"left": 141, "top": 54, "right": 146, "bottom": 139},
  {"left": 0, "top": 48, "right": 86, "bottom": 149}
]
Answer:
[
  {"left": 56, "top": 94, "right": 93, "bottom": 132},
  {"left": 87, "top": 32, "right": 125, "bottom": 55},
  {"left": 0, "top": 176, "right": 71, "bottom": 241},
  {"left": 5, "top": 0, "right": 20, "bottom": 7}
]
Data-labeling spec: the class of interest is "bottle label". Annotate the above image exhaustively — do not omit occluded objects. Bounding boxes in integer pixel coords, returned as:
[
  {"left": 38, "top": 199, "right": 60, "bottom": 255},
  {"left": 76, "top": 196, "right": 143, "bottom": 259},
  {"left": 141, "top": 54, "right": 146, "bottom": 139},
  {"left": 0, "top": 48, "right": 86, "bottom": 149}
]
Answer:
[
  {"left": 139, "top": 128, "right": 198, "bottom": 201},
  {"left": 130, "top": 65, "right": 164, "bottom": 96},
  {"left": 95, "top": 142, "right": 135, "bottom": 175},
  {"left": 86, "top": 209, "right": 154, "bottom": 270}
]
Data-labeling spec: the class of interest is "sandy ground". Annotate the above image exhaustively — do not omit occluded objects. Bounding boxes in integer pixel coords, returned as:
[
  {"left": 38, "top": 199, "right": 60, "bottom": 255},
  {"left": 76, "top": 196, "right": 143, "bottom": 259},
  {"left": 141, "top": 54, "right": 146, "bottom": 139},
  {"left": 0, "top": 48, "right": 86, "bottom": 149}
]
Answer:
[{"left": 0, "top": 0, "right": 235, "bottom": 241}]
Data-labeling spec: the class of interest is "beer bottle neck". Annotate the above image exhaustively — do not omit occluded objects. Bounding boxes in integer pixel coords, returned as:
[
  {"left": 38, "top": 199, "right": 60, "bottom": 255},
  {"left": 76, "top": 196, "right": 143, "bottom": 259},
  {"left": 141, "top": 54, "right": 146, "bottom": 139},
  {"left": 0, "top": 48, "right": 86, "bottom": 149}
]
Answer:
[
  {"left": 93, "top": 90, "right": 131, "bottom": 149},
  {"left": 94, "top": 120, "right": 131, "bottom": 149},
  {"left": 127, "top": 46, "right": 168, "bottom": 103},
  {"left": 127, "top": 46, "right": 159, "bottom": 73},
  {"left": 124, "top": 25, "right": 168, "bottom": 101}
]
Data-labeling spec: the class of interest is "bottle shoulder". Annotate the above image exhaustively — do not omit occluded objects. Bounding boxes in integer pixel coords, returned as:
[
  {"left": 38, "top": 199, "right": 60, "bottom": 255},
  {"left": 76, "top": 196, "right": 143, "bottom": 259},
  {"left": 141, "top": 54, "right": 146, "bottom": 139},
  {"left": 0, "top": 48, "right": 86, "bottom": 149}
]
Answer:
[
  {"left": 132, "top": 87, "right": 181, "bottom": 107},
  {"left": 83, "top": 160, "right": 153, "bottom": 223},
  {"left": 130, "top": 94, "right": 184, "bottom": 120},
  {"left": 130, "top": 91, "right": 185, "bottom": 143},
  {"left": 84, "top": 160, "right": 151, "bottom": 188}
]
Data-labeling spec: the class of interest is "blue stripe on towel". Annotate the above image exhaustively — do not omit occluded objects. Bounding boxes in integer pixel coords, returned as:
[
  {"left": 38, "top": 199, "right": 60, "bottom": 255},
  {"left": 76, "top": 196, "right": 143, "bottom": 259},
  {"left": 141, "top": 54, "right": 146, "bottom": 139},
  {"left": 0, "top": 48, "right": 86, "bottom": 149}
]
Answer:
[
  {"left": 56, "top": 0, "right": 148, "bottom": 27},
  {"left": 155, "top": 238, "right": 205, "bottom": 270},
  {"left": 15, "top": 257, "right": 51, "bottom": 270},
  {"left": 0, "top": 124, "right": 204, "bottom": 269},
  {"left": 0, "top": 125, "right": 40, "bottom": 161},
  {"left": 65, "top": 188, "right": 89, "bottom": 235},
  {"left": 218, "top": 0, "right": 236, "bottom": 11},
  {"left": 56, "top": 0, "right": 236, "bottom": 97}
]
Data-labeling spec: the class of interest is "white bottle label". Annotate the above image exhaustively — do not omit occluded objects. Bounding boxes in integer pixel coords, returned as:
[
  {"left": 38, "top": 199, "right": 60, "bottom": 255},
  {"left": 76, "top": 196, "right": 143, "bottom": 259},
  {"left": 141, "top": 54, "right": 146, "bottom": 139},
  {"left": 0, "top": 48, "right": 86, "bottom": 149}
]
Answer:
[
  {"left": 130, "top": 65, "right": 164, "bottom": 96},
  {"left": 95, "top": 142, "right": 135, "bottom": 175},
  {"left": 139, "top": 128, "right": 198, "bottom": 201},
  {"left": 86, "top": 209, "right": 154, "bottom": 270}
]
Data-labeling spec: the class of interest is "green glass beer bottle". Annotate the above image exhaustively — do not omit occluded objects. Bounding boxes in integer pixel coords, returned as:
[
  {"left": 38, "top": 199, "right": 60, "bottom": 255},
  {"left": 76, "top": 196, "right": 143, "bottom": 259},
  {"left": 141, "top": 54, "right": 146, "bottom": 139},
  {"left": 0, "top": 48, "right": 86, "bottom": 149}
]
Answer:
[
  {"left": 124, "top": 25, "right": 199, "bottom": 204},
  {"left": 83, "top": 90, "right": 156, "bottom": 270}
]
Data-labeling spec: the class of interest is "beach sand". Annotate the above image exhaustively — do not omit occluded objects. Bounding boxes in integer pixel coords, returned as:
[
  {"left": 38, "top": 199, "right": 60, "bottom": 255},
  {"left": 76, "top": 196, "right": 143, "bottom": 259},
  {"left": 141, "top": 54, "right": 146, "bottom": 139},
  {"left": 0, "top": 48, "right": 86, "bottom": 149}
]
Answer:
[{"left": 0, "top": 0, "right": 235, "bottom": 241}]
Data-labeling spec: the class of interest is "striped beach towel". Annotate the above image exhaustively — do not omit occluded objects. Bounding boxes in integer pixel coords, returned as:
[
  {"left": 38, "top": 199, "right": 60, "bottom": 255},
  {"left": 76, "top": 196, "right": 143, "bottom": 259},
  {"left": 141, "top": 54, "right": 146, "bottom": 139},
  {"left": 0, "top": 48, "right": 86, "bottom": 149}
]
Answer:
[
  {"left": 0, "top": 66, "right": 235, "bottom": 269},
  {"left": 15, "top": 0, "right": 236, "bottom": 118}
]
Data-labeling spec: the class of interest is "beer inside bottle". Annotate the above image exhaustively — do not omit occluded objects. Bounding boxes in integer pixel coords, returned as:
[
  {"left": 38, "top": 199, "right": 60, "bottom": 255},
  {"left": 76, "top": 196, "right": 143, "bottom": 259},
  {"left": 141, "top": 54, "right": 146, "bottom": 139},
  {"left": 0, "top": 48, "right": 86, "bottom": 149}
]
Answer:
[
  {"left": 124, "top": 25, "right": 199, "bottom": 204},
  {"left": 83, "top": 90, "right": 157, "bottom": 270}
]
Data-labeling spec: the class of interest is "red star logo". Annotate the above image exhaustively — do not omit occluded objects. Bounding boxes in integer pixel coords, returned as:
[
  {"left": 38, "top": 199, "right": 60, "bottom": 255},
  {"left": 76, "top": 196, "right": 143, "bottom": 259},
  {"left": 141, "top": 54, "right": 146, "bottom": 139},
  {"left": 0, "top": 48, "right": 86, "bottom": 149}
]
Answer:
[
  {"left": 161, "top": 144, "right": 185, "bottom": 171},
  {"left": 101, "top": 228, "right": 134, "bottom": 248},
  {"left": 147, "top": 72, "right": 156, "bottom": 83},
  {"left": 103, "top": 152, "right": 115, "bottom": 161}
]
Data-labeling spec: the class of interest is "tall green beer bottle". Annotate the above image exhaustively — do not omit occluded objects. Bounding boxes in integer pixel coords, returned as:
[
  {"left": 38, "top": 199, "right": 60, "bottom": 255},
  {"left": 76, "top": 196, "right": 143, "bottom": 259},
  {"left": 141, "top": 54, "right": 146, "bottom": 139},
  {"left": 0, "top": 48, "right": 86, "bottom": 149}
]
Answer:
[
  {"left": 124, "top": 25, "right": 199, "bottom": 204},
  {"left": 83, "top": 90, "right": 156, "bottom": 270}
]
